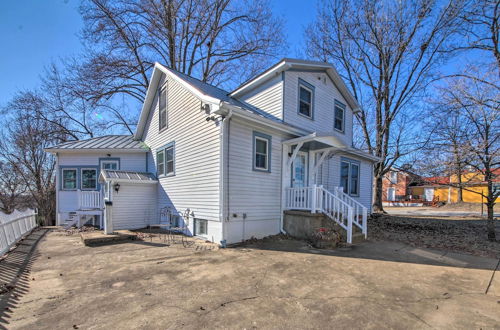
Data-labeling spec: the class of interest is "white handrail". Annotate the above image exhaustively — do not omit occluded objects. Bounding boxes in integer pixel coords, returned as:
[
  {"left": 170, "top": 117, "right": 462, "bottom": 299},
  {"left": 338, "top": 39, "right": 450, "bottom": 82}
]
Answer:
[
  {"left": 0, "top": 210, "right": 37, "bottom": 256},
  {"left": 78, "top": 190, "right": 102, "bottom": 210},
  {"left": 333, "top": 187, "right": 368, "bottom": 238},
  {"left": 285, "top": 185, "right": 356, "bottom": 243}
]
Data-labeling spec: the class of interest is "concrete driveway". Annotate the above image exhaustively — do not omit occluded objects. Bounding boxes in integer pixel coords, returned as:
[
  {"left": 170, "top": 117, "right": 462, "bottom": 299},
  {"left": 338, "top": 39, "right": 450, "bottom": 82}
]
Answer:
[{"left": 1, "top": 229, "right": 499, "bottom": 329}]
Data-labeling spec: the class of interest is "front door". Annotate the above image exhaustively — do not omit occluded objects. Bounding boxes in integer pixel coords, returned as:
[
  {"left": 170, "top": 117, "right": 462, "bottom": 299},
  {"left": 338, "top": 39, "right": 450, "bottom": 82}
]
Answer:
[{"left": 291, "top": 152, "right": 308, "bottom": 187}]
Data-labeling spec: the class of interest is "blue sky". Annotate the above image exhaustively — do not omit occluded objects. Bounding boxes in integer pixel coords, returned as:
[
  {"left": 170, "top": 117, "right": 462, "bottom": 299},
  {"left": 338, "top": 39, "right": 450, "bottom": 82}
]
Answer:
[{"left": 0, "top": 0, "right": 318, "bottom": 106}]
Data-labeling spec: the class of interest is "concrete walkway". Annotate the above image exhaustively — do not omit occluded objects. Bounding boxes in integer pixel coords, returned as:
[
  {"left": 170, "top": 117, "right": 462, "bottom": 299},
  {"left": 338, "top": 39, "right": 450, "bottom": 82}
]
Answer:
[{"left": 1, "top": 230, "right": 499, "bottom": 329}]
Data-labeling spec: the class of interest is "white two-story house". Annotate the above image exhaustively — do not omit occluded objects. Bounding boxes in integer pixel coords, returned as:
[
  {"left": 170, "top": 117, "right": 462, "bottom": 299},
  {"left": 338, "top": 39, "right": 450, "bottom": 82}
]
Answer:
[{"left": 45, "top": 58, "right": 378, "bottom": 244}]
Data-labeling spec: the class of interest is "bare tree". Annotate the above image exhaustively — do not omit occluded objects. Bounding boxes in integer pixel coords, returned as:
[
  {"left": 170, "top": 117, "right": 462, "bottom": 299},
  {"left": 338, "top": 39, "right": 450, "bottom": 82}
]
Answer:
[
  {"left": 0, "top": 112, "right": 59, "bottom": 225},
  {"left": 425, "top": 66, "right": 499, "bottom": 240},
  {"left": 0, "top": 162, "right": 27, "bottom": 214},
  {"left": 75, "top": 0, "right": 286, "bottom": 104},
  {"left": 458, "top": 0, "right": 500, "bottom": 69},
  {"left": 305, "top": 0, "right": 465, "bottom": 212}
]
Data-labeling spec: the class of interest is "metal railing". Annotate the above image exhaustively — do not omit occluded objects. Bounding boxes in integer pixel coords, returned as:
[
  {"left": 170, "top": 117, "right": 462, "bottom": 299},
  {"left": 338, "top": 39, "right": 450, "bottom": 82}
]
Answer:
[{"left": 0, "top": 210, "right": 37, "bottom": 256}]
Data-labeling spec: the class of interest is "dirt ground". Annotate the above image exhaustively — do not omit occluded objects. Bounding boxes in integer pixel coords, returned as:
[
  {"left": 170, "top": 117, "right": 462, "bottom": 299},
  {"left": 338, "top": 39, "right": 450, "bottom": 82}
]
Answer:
[
  {"left": 370, "top": 214, "right": 500, "bottom": 258},
  {"left": 0, "top": 228, "right": 499, "bottom": 329}
]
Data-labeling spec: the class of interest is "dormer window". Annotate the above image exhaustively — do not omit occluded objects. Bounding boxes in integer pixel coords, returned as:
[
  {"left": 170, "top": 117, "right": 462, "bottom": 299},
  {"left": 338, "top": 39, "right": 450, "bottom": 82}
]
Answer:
[
  {"left": 334, "top": 100, "right": 345, "bottom": 132},
  {"left": 298, "top": 79, "right": 314, "bottom": 119}
]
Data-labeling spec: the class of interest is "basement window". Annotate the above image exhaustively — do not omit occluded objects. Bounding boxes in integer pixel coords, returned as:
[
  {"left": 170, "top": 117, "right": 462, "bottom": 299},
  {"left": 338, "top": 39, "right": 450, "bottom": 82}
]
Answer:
[{"left": 194, "top": 218, "right": 208, "bottom": 236}]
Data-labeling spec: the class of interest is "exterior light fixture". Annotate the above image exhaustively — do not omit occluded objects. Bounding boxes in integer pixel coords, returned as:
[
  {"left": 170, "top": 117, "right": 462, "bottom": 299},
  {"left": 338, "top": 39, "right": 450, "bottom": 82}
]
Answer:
[{"left": 114, "top": 183, "right": 120, "bottom": 193}]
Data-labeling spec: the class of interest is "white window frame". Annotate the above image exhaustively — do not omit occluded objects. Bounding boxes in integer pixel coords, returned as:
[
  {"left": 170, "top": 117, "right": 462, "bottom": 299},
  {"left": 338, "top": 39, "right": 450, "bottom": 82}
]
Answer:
[
  {"left": 390, "top": 171, "right": 398, "bottom": 183},
  {"left": 194, "top": 218, "right": 208, "bottom": 236},
  {"left": 157, "top": 142, "right": 175, "bottom": 177},
  {"left": 340, "top": 158, "right": 360, "bottom": 197},
  {"left": 254, "top": 136, "right": 269, "bottom": 171},
  {"left": 80, "top": 168, "right": 98, "bottom": 190},
  {"left": 334, "top": 101, "right": 345, "bottom": 133},
  {"left": 101, "top": 160, "right": 119, "bottom": 170},
  {"left": 298, "top": 84, "right": 314, "bottom": 119},
  {"left": 159, "top": 84, "right": 167, "bottom": 131},
  {"left": 62, "top": 168, "right": 78, "bottom": 191}
]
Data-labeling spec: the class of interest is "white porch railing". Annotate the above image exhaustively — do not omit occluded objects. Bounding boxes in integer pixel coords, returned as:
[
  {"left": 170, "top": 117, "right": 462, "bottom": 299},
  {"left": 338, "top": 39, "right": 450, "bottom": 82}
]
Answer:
[
  {"left": 332, "top": 187, "right": 368, "bottom": 238},
  {"left": 284, "top": 185, "right": 368, "bottom": 244},
  {"left": 78, "top": 190, "right": 102, "bottom": 210},
  {"left": 0, "top": 210, "right": 37, "bottom": 256}
]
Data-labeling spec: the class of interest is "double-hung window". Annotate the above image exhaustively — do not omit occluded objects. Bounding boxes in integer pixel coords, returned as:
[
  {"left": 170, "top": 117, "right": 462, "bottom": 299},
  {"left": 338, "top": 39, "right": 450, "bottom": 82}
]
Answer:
[
  {"left": 334, "top": 100, "right": 345, "bottom": 132},
  {"left": 81, "top": 168, "right": 97, "bottom": 190},
  {"left": 157, "top": 142, "right": 175, "bottom": 177},
  {"left": 253, "top": 132, "right": 271, "bottom": 172},
  {"left": 298, "top": 79, "right": 314, "bottom": 119},
  {"left": 159, "top": 84, "right": 167, "bottom": 131},
  {"left": 194, "top": 218, "right": 208, "bottom": 236},
  {"left": 62, "top": 169, "right": 77, "bottom": 190},
  {"left": 340, "top": 158, "right": 360, "bottom": 196}
]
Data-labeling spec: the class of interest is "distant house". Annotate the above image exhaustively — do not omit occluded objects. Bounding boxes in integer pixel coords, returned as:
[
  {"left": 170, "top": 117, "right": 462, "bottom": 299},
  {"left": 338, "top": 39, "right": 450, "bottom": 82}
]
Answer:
[
  {"left": 45, "top": 58, "right": 380, "bottom": 244},
  {"left": 382, "top": 168, "right": 422, "bottom": 206},
  {"left": 410, "top": 170, "right": 500, "bottom": 204}
]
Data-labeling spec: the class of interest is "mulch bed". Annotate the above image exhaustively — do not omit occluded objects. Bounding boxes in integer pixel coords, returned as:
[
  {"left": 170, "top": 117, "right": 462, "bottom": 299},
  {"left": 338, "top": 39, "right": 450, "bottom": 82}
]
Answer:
[{"left": 369, "top": 214, "right": 500, "bottom": 258}]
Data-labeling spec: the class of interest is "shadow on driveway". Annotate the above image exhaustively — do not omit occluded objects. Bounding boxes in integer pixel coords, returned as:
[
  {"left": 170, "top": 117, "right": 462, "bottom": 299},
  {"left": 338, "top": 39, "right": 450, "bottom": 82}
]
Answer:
[{"left": 0, "top": 228, "right": 49, "bottom": 329}]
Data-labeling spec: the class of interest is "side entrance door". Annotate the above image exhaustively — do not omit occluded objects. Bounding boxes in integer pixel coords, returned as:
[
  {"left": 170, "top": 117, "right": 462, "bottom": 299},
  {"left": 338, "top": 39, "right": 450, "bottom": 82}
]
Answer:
[{"left": 291, "top": 152, "right": 308, "bottom": 188}]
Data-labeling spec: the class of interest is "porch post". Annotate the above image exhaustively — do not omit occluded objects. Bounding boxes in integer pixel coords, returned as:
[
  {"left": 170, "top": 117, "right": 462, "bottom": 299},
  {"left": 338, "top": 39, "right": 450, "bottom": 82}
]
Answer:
[{"left": 280, "top": 144, "right": 290, "bottom": 233}]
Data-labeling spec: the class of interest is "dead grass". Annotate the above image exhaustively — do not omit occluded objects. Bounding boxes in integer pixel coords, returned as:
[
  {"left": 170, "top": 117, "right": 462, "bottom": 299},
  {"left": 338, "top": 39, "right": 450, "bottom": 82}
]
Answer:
[{"left": 370, "top": 214, "right": 500, "bottom": 258}]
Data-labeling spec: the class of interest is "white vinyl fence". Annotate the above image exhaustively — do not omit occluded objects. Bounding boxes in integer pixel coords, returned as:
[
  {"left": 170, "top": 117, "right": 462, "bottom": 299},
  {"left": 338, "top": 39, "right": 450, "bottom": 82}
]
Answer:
[{"left": 0, "top": 209, "right": 37, "bottom": 256}]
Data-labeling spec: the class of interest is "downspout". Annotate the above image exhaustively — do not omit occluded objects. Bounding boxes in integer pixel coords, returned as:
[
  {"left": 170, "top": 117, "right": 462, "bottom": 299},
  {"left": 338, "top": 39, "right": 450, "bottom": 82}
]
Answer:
[{"left": 219, "top": 108, "right": 233, "bottom": 246}]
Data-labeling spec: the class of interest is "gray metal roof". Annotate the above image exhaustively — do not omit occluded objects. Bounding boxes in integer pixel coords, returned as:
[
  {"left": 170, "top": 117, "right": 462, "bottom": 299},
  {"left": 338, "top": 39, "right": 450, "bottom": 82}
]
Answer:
[
  {"left": 101, "top": 170, "right": 157, "bottom": 182},
  {"left": 47, "top": 135, "right": 148, "bottom": 151},
  {"left": 167, "top": 68, "right": 282, "bottom": 122}
]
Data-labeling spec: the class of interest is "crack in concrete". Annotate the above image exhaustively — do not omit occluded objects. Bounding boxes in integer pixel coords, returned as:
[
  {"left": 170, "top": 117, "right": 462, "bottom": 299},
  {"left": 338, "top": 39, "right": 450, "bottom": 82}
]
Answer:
[{"left": 485, "top": 258, "right": 500, "bottom": 295}]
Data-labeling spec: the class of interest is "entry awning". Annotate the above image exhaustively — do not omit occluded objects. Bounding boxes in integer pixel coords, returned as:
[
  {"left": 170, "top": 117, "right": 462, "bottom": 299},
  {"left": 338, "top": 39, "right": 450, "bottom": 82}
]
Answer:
[
  {"left": 283, "top": 132, "right": 380, "bottom": 163},
  {"left": 99, "top": 170, "right": 158, "bottom": 184},
  {"left": 283, "top": 132, "right": 348, "bottom": 150}
]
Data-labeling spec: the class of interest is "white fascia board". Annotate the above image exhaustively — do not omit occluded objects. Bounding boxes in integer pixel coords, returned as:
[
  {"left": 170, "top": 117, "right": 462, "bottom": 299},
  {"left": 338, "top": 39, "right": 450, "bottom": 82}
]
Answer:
[
  {"left": 104, "top": 179, "right": 158, "bottom": 185},
  {"left": 230, "top": 62, "right": 289, "bottom": 97},
  {"left": 134, "top": 63, "right": 221, "bottom": 140},
  {"left": 218, "top": 102, "right": 308, "bottom": 136},
  {"left": 338, "top": 148, "right": 381, "bottom": 163},
  {"left": 44, "top": 148, "right": 149, "bottom": 154}
]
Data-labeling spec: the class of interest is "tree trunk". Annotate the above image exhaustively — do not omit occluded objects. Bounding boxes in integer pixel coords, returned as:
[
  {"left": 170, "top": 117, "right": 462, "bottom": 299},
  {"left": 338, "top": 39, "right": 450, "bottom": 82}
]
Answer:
[
  {"left": 373, "top": 174, "right": 384, "bottom": 213},
  {"left": 486, "top": 202, "right": 496, "bottom": 241}
]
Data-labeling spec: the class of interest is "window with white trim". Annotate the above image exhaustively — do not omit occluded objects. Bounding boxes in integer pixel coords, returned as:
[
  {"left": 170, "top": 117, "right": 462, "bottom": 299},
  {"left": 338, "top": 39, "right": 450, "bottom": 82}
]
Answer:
[
  {"left": 101, "top": 160, "right": 119, "bottom": 170},
  {"left": 194, "top": 218, "right": 208, "bottom": 236},
  {"left": 253, "top": 132, "right": 271, "bottom": 172},
  {"left": 62, "top": 169, "right": 77, "bottom": 190},
  {"left": 298, "top": 85, "right": 313, "bottom": 118},
  {"left": 81, "top": 168, "right": 97, "bottom": 190},
  {"left": 340, "top": 159, "right": 360, "bottom": 196},
  {"left": 159, "top": 85, "right": 167, "bottom": 131},
  {"left": 390, "top": 171, "right": 398, "bottom": 183},
  {"left": 157, "top": 143, "right": 175, "bottom": 176},
  {"left": 334, "top": 101, "right": 345, "bottom": 132}
]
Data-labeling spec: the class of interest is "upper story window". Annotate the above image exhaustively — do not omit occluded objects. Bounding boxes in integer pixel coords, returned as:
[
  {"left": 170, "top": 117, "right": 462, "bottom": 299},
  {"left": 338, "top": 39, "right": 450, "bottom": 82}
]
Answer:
[
  {"left": 298, "top": 79, "right": 314, "bottom": 119},
  {"left": 62, "top": 169, "right": 77, "bottom": 190},
  {"left": 101, "top": 160, "right": 119, "bottom": 170},
  {"left": 157, "top": 142, "right": 175, "bottom": 177},
  {"left": 390, "top": 171, "right": 398, "bottom": 183},
  {"left": 253, "top": 131, "right": 271, "bottom": 172},
  {"left": 340, "top": 158, "right": 360, "bottom": 196},
  {"left": 159, "top": 84, "right": 167, "bottom": 131},
  {"left": 334, "top": 100, "right": 345, "bottom": 132}
]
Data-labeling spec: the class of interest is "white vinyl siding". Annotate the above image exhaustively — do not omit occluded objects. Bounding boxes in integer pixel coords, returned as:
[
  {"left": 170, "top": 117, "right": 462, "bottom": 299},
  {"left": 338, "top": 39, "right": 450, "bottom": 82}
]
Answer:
[
  {"left": 225, "top": 118, "right": 292, "bottom": 243},
  {"left": 142, "top": 74, "right": 222, "bottom": 242},
  {"left": 56, "top": 152, "right": 147, "bottom": 217},
  {"left": 283, "top": 71, "right": 353, "bottom": 146},
  {"left": 110, "top": 183, "right": 157, "bottom": 230},
  {"left": 236, "top": 74, "right": 283, "bottom": 119}
]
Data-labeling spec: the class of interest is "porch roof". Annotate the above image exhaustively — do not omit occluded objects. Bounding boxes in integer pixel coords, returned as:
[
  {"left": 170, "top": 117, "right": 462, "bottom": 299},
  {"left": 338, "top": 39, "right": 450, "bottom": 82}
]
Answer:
[
  {"left": 99, "top": 170, "right": 158, "bottom": 184},
  {"left": 283, "top": 132, "right": 380, "bottom": 163}
]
